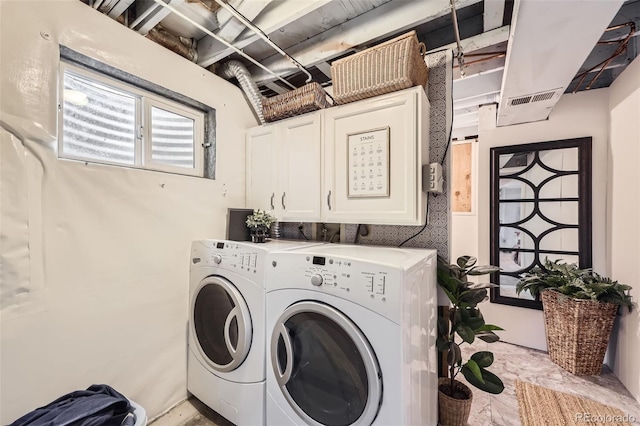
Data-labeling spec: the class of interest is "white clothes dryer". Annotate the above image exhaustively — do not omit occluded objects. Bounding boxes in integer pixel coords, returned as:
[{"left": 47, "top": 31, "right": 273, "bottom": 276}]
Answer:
[
  {"left": 188, "top": 239, "right": 322, "bottom": 426},
  {"left": 265, "top": 244, "right": 438, "bottom": 426}
]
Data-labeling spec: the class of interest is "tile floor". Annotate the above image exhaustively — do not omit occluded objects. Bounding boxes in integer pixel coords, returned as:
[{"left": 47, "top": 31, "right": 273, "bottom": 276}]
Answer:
[
  {"left": 151, "top": 341, "right": 640, "bottom": 425},
  {"left": 460, "top": 341, "right": 640, "bottom": 425}
]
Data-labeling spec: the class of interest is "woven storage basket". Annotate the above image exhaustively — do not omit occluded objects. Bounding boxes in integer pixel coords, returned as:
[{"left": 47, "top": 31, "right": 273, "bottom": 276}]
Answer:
[
  {"left": 541, "top": 290, "right": 618, "bottom": 375},
  {"left": 438, "top": 378, "right": 472, "bottom": 426},
  {"left": 331, "top": 30, "right": 428, "bottom": 105},
  {"left": 262, "top": 82, "right": 332, "bottom": 122}
]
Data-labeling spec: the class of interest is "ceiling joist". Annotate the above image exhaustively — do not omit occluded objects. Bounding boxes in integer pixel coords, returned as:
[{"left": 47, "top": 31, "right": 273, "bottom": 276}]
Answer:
[
  {"left": 197, "top": 0, "right": 333, "bottom": 67},
  {"left": 430, "top": 24, "right": 509, "bottom": 56},
  {"left": 248, "top": 0, "right": 482, "bottom": 84},
  {"left": 212, "top": 0, "right": 273, "bottom": 46},
  {"left": 483, "top": 0, "right": 505, "bottom": 32}
]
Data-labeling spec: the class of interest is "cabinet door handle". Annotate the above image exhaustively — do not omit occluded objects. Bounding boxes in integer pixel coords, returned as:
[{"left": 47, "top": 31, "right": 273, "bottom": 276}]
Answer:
[
  {"left": 270, "top": 193, "right": 275, "bottom": 210},
  {"left": 327, "top": 190, "right": 332, "bottom": 211},
  {"left": 281, "top": 192, "right": 286, "bottom": 210}
]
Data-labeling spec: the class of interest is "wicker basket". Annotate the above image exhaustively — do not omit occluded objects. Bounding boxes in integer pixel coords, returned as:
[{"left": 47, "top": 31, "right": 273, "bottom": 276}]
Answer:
[
  {"left": 438, "top": 378, "right": 472, "bottom": 426},
  {"left": 541, "top": 290, "right": 618, "bottom": 375},
  {"left": 262, "top": 82, "right": 332, "bottom": 122},
  {"left": 331, "top": 30, "right": 428, "bottom": 105}
]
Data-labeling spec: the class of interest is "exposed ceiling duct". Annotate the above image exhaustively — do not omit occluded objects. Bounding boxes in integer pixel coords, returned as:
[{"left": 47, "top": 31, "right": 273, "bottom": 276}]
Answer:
[
  {"left": 496, "top": 0, "right": 626, "bottom": 126},
  {"left": 149, "top": 0, "right": 297, "bottom": 90},
  {"left": 217, "top": 60, "right": 265, "bottom": 124},
  {"left": 82, "top": 0, "right": 639, "bottom": 138}
]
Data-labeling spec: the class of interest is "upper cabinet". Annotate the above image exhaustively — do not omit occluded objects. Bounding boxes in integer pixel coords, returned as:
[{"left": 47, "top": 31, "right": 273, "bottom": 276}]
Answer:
[
  {"left": 246, "top": 113, "right": 322, "bottom": 222},
  {"left": 278, "top": 114, "right": 322, "bottom": 221},
  {"left": 246, "top": 125, "right": 277, "bottom": 213},
  {"left": 246, "top": 86, "right": 429, "bottom": 226},
  {"left": 323, "top": 87, "right": 429, "bottom": 225}
]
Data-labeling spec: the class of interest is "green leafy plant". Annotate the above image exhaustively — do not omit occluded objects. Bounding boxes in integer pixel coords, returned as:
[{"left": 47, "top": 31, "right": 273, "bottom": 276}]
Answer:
[
  {"left": 516, "top": 258, "right": 633, "bottom": 311},
  {"left": 245, "top": 209, "right": 276, "bottom": 231},
  {"left": 437, "top": 255, "right": 505, "bottom": 398}
]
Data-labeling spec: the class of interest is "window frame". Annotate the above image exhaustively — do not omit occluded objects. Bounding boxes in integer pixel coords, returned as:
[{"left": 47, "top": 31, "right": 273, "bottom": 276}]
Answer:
[{"left": 58, "top": 61, "right": 204, "bottom": 177}]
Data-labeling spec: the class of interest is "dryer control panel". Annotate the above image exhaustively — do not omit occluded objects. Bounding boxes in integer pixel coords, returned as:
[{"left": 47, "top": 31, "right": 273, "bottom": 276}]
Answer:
[
  {"left": 191, "top": 240, "right": 264, "bottom": 279},
  {"left": 269, "top": 252, "right": 404, "bottom": 322}
]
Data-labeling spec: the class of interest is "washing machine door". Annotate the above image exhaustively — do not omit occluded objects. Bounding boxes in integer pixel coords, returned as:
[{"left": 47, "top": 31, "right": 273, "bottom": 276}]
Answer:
[
  {"left": 270, "top": 301, "right": 382, "bottom": 426},
  {"left": 191, "top": 275, "right": 252, "bottom": 373}
]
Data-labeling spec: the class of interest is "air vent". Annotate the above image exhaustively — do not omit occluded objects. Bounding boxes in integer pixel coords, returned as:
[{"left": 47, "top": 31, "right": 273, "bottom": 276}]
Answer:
[
  {"left": 510, "top": 96, "right": 532, "bottom": 106},
  {"left": 506, "top": 88, "right": 563, "bottom": 108},
  {"left": 531, "top": 91, "right": 555, "bottom": 103}
]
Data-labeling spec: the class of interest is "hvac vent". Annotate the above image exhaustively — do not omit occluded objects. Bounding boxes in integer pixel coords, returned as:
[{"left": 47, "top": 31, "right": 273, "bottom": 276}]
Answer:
[
  {"left": 510, "top": 96, "right": 532, "bottom": 106},
  {"left": 506, "top": 88, "right": 563, "bottom": 108},
  {"left": 531, "top": 91, "right": 555, "bottom": 103}
]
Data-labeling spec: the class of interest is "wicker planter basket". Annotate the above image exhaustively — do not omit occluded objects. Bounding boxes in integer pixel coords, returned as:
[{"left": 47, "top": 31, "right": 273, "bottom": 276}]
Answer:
[
  {"left": 331, "top": 30, "right": 428, "bottom": 105},
  {"left": 262, "top": 82, "right": 332, "bottom": 122},
  {"left": 438, "top": 378, "right": 472, "bottom": 426},
  {"left": 541, "top": 290, "right": 618, "bottom": 375}
]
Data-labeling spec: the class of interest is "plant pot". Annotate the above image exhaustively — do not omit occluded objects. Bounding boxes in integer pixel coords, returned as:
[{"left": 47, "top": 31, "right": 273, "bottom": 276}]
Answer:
[
  {"left": 250, "top": 227, "right": 269, "bottom": 243},
  {"left": 438, "top": 378, "right": 473, "bottom": 426},
  {"left": 541, "top": 290, "right": 618, "bottom": 375}
]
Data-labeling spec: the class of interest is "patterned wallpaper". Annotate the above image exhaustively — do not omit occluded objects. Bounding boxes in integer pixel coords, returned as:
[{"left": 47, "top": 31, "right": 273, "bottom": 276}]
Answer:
[{"left": 280, "top": 50, "right": 453, "bottom": 259}]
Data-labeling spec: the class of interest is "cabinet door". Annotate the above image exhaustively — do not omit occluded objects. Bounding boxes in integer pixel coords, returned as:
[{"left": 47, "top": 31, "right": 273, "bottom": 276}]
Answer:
[
  {"left": 246, "top": 125, "right": 278, "bottom": 213},
  {"left": 278, "top": 114, "right": 322, "bottom": 222},
  {"left": 323, "top": 88, "right": 428, "bottom": 225}
]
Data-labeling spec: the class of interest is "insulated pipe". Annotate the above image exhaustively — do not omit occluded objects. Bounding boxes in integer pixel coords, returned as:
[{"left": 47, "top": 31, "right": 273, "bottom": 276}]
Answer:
[
  {"left": 150, "top": 0, "right": 296, "bottom": 90},
  {"left": 218, "top": 60, "right": 265, "bottom": 124},
  {"left": 147, "top": 27, "right": 198, "bottom": 62}
]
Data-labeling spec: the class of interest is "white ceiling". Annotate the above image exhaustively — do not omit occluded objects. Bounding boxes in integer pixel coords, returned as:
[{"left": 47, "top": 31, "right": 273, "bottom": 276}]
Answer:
[{"left": 87, "top": 0, "right": 640, "bottom": 137}]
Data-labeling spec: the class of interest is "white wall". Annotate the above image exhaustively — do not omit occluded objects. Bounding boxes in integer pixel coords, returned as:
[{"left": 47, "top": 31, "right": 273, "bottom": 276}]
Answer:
[
  {"left": 474, "top": 89, "right": 610, "bottom": 351},
  {"left": 608, "top": 55, "right": 640, "bottom": 403},
  {"left": 0, "top": 1, "right": 256, "bottom": 423}
]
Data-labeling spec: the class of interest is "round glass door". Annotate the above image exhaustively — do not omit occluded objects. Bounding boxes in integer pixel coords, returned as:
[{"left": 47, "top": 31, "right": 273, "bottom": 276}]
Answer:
[
  {"left": 191, "top": 276, "right": 252, "bottom": 373},
  {"left": 270, "top": 301, "right": 382, "bottom": 426}
]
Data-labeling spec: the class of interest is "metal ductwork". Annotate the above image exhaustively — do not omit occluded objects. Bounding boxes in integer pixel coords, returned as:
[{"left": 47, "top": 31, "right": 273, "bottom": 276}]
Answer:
[{"left": 218, "top": 60, "right": 265, "bottom": 124}]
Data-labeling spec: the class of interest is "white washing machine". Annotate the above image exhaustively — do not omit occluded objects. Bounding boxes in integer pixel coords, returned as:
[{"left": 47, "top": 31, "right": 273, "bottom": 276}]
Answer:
[
  {"left": 265, "top": 244, "right": 438, "bottom": 426},
  {"left": 188, "top": 239, "right": 323, "bottom": 425}
]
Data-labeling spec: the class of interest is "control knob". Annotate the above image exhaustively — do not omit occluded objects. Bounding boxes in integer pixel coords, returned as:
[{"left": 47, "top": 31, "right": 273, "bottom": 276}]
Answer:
[
  {"left": 310, "top": 274, "right": 323, "bottom": 286},
  {"left": 212, "top": 254, "right": 222, "bottom": 264}
]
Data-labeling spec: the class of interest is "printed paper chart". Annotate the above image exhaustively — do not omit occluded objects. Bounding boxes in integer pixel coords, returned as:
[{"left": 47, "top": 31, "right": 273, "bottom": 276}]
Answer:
[{"left": 347, "top": 127, "right": 390, "bottom": 198}]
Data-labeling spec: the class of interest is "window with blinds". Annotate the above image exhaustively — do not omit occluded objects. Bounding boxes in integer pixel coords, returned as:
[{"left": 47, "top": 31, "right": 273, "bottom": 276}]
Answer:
[{"left": 59, "top": 62, "right": 204, "bottom": 176}]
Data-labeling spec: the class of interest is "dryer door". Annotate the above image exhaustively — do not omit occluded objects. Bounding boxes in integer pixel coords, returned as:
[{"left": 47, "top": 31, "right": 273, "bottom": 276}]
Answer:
[
  {"left": 191, "top": 276, "right": 252, "bottom": 373},
  {"left": 270, "top": 301, "right": 382, "bottom": 426}
]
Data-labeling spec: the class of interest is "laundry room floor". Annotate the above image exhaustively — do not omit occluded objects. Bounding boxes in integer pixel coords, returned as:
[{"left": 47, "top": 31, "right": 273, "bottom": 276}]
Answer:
[
  {"left": 149, "top": 397, "right": 231, "bottom": 426},
  {"left": 460, "top": 340, "right": 640, "bottom": 425},
  {"left": 150, "top": 342, "right": 640, "bottom": 425}
]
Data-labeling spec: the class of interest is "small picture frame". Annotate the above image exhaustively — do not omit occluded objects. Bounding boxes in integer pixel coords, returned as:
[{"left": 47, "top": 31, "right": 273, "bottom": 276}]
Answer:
[{"left": 347, "top": 127, "right": 390, "bottom": 198}]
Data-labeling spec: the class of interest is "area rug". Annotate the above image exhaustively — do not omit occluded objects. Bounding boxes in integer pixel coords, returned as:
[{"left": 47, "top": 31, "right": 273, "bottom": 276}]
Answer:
[{"left": 516, "top": 380, "right": 634, "bottom": 425}]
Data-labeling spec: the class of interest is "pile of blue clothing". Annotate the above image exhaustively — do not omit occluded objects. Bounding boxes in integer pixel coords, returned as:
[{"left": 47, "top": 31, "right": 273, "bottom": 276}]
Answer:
[{"left": 10, "top": 384, "right": 135, "bottom": 426}]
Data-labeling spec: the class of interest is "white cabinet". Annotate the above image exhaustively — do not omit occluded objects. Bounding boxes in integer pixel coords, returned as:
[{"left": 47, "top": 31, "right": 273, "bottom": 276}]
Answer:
[
  {"left": 323, "top": 87, "right": 429, "bottom": 225},
  {"left": 246, "top": 86, "right": 429, "bottom": 226},
  {"left": 246, "top": 113, "right": 321, "bottom": 222},
  {"left": 246, "top": 125, "right": 277, "bottom": 213}
]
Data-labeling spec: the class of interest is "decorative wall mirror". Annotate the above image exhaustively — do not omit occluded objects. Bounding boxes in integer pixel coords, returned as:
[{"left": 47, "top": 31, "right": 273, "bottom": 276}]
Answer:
[{"left": 489, "top": 137, "right": 592, "bottom": 309}]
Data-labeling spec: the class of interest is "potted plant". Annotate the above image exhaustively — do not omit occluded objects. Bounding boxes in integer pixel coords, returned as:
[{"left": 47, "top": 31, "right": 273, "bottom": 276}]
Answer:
[
  {"left": 437, "top": 255, "right": 504, "bottom": 426},
  {"left": 245, "top": 209, "right": 276, "bottom": 243},
  {"left": 516, "top": 258, "right": 633, "bottom": 375}
]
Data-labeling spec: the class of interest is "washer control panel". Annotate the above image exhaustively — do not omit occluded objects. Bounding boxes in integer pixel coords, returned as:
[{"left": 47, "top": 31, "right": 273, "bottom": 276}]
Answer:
[
  {"left": 294, "top": 254, "right": 402, "bottom": 317},
  {"left": 191, "top": 240, "right": 263, "bottom": 277}
]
